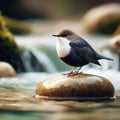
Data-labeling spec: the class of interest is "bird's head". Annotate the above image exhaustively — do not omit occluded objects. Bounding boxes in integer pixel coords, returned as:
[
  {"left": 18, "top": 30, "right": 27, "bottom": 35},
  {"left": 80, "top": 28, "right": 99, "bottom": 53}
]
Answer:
[{"left": 52, "top": 29, "right": 80, "bottom": 41}]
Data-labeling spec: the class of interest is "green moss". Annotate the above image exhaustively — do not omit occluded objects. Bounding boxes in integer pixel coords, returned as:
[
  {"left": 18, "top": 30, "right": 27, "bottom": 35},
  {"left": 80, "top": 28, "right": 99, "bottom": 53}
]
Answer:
[
  {"left": 4, "top": 16, "right": 31, "bottom": 35},
  {"left": 96, "top": 18, "right": 120, "bottom": 34},
  {"left": 0, "top": 14, "right": 23, "bottom": 71}
]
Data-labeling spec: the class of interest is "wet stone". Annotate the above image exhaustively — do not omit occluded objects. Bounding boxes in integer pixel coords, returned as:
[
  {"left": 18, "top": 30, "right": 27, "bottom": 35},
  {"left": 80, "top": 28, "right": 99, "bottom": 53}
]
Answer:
[
  {"left": 36, "top": 73, "right": 115, "bottom": 101},
  {"left": 0, "top": 62, "right": 16, "bottom": 77}
]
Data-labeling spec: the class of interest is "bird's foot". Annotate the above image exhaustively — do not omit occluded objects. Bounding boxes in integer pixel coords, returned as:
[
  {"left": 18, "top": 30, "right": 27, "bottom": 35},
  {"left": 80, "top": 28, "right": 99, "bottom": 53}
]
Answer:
[
  {"left": 63, "top": 71, "right": 79, "bottom": 77},
  {"left": 68, "top": 71, "right": 78, "bottom": 77},
  {"left": 63, "top": 72, "right": 73, "bottom": 76}
]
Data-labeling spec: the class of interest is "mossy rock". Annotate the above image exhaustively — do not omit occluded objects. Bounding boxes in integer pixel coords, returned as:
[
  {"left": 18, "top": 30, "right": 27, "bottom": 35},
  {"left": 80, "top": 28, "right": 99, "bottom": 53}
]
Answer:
[
  {"left": 36, "top": 73, "right": 115, "bottom": 101},
  {"left": 0, "top": 13, "right": 24, "bottom": 72},
  {"left": 4, "top": 16, "right": 31, "bottom": 35}
]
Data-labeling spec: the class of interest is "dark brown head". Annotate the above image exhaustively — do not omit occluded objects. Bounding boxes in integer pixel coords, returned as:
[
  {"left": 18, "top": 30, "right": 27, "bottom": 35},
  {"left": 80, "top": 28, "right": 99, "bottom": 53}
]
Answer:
[{"left": 52, "top": 29, "right": 80, "bottom": 41}]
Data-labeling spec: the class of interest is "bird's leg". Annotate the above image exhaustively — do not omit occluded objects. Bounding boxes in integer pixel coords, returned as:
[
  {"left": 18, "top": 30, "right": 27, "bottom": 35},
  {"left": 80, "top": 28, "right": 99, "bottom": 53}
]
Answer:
[
  {"left": 70, "top": 67, "right": 76, "bottom": 73},
  {"left": 69, "top": 67, "right": 82, "bottom": 76},
  {"left": 77, "top": 67, "right": 82, "bottom": 73},
  {"left": 63, "top": 67, "right": 76, "bottom": 76}
]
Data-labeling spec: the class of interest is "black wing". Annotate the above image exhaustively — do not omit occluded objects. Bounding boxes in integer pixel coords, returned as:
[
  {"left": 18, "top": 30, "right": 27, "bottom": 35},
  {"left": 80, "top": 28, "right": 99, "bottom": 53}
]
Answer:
[{"left": 69, "top": 38, "right": 101, "bottom": 66}]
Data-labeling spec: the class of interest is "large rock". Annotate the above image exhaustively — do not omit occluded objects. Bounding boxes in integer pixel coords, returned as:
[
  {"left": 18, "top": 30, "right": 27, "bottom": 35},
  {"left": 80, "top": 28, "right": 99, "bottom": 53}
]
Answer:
[
  {"left": 0, "top": 13, "right": 23, "bottom": 72},
  {"left": 0, "top": 62, "right": 16, "bottom": 77},
  {"left": 80, "top": 3, "right": 120, "bottom": 34},
  {"left": 110, "top": 35, "right": 120, "bottom": 48},
  {"left": 36, "top": 73, "right": 115, "bottom": 101}
]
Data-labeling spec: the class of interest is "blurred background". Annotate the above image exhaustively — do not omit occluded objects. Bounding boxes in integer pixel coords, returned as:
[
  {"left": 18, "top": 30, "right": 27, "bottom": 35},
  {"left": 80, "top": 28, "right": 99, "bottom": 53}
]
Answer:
[
  {"left": 0, "top": 1, "right": 120, "bottom": 120},
  {"left": 0, "top": 0, "right": 120, "bottom": 19},
  {"left": 0, "top": 0, "right": 120, "bottom": 35},
  {"left": 0, "top": 0, "right": 120, "bottom": 72}
]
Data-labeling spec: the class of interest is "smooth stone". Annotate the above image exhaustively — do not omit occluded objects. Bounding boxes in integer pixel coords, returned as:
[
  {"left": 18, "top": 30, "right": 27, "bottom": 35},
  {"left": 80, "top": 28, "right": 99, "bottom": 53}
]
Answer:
[
  {"left": 110, "top": 35, "right": 120, "bottom": 52},
  {"left": 80, "top": 3, "right": 120, "bottom": 34},
  {"left": 0, "top": 62, "right": 16, "bottom": 77},
  {"left": 36, "top": 73, "right": 115, "bottom": 100}
]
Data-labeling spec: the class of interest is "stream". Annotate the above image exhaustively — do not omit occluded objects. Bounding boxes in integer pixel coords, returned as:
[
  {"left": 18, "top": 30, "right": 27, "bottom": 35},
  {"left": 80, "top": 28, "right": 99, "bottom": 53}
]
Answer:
[{"left": 0, "top": 34, "right": 120, "bottom": 120}]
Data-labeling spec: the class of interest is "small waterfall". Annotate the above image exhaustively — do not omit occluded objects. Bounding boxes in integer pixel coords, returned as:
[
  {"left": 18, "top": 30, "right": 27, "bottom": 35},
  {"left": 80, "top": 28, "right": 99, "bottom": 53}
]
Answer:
[
  {"left": 30, "top": 48, "right": 57, "bottom": 72},
  {"left": 20, "top": 48, "right": 57, "bottom": 73}
]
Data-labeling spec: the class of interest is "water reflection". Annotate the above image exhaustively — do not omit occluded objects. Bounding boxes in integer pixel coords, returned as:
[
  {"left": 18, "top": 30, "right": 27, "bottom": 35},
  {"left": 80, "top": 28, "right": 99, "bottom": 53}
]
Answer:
[
  {"left": 0, "top": 72, "right": 119, "bottom": 120},
  {"left": 0, "top": 87, "right": 120, "bottom": 120}
]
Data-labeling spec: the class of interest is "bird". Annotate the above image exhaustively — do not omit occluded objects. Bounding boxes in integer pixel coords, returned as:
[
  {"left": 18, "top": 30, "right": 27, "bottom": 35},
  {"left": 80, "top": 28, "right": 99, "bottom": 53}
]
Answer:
[{"left": 52, "top": 29, "right": 113, "bottom": 76}]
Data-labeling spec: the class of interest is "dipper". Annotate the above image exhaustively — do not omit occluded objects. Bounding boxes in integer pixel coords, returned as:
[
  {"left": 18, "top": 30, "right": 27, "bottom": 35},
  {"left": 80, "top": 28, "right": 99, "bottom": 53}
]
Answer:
[{"left": 53, "top": 29, "right": 113, "bottom": 76}]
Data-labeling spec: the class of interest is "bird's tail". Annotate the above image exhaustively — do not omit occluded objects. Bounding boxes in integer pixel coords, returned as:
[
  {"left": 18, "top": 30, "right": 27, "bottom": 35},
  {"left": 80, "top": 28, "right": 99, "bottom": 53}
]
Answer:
[{"left": 96, "top": 53, "right": 113, "bottom": 61}]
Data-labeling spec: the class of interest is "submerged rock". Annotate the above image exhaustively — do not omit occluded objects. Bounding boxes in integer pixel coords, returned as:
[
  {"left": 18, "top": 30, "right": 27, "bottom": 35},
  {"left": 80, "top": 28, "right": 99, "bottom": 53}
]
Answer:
[
  {"left": 80, "top": 3, "right": 120, "bottom": 34},
  {"left": 36, "top": 73, "right": 115, "bottom": 101},
  {"left": 0, "top": 62, "right": 16, "bottom": 77}
]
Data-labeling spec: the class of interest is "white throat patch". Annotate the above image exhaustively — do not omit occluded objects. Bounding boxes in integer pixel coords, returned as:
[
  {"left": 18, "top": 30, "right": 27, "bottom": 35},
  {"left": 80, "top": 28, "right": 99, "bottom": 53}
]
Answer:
[{"left": 56, "top": 38, "right": 71, "bottom": 58}]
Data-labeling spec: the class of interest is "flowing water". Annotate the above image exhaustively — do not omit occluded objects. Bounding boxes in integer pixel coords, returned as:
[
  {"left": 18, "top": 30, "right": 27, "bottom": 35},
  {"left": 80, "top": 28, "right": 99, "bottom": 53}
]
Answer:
[
  {"left": 20, "top": 48, "right": 57, "bottom": 72},
  {"left": 0, "top": 34, "right": 120, "bottom": 120},
  {"left": 0, "top": 72, "right": 120, "bottom": 120}
]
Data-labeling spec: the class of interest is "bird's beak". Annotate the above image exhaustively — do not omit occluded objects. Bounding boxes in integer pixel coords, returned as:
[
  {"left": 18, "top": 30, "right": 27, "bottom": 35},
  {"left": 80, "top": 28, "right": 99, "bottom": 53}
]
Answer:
[{"left": 52, "top": 35, "right": 60, "bottom": 37}]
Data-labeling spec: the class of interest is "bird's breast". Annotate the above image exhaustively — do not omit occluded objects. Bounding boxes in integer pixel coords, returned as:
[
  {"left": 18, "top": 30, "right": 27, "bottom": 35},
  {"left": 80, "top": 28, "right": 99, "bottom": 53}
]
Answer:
[
  {"left": 56, "top": 38, "right": 71, "bottom": 58},
  {"left": 56, "top": 44, "right": 71, "bottom": 58}
]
